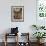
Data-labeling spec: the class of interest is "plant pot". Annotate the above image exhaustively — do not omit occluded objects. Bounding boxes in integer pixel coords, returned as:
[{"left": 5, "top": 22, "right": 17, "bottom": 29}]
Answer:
[
  {"left": 37, "top": 39, "right": 44, "bottom": 44},
  {"left": 37, "top": 39, "right": 40, "bottom": 43}
]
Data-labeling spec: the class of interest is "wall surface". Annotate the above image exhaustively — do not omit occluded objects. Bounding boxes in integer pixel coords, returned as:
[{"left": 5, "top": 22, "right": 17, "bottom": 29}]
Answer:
[{"left": 0, "top": 0, "right": 37, "bottom": 42}]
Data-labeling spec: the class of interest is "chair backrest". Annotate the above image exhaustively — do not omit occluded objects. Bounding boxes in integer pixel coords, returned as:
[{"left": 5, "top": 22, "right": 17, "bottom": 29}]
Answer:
[{"left": 11, "top": 27, "right": 18, "bottom": 34}]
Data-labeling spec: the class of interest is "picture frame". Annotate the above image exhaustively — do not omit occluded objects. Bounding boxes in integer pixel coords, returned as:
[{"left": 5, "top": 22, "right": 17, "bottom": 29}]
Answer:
[{"left": 11, "top": 6, "right": 24, "bottom": 22}]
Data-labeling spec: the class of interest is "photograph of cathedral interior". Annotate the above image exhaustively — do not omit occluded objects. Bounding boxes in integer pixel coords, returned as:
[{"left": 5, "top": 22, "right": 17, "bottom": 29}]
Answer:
[{"left": 0, "top": 0, "right": 46, "bottom": 46}]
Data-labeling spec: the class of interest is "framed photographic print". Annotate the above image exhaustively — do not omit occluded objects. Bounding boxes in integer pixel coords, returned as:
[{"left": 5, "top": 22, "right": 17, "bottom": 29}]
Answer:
[{"left": 11, "top": 6, "right": 24, "bottom": 22}]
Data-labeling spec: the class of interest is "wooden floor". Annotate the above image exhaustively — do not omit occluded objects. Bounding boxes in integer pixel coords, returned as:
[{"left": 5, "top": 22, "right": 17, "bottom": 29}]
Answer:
[{"left": 0, "top": 42, "right": 46, "bottom": 46}]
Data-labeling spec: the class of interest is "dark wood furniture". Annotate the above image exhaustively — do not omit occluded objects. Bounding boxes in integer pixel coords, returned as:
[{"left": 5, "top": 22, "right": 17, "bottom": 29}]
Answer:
[
  {"left": 4, "top": 33, "right": 18, "bottom": 46},
  {"left": 4, "top": 33, "right": 30, "bottom": 46},
  {"left": 20, "top": 33, "right": 30, "bottom": 46}
]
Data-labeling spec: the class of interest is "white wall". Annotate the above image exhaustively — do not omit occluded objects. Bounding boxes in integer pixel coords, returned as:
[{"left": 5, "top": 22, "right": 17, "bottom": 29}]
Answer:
[{"left": 0, "top": 0, "right": 37, "bottom": 42}]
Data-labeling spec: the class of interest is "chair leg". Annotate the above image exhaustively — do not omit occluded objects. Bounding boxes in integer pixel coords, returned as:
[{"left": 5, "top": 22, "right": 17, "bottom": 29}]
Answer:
[
  {"left": 4, "top": 41, "right": 7, "bottom": 46},
  {"left": 5, "top": 33, "right": 7, "bottom": 46}
]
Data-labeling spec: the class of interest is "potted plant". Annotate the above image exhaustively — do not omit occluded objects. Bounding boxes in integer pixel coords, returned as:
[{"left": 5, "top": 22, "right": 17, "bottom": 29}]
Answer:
[
  {"left": 32, "top": 25, "right": 39, "bottom": 30},
  {"left": 32, "top": 24, "right": 45, "bottom": 30},
  {"left": 33, "top": 32, "right": 46, "bottom": 43},
  {"left": 40, "top": 26, "right": 45, "bottom": 29},
  {"left": 32, "top": 24, "right": 46, "bottom": 44}
]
